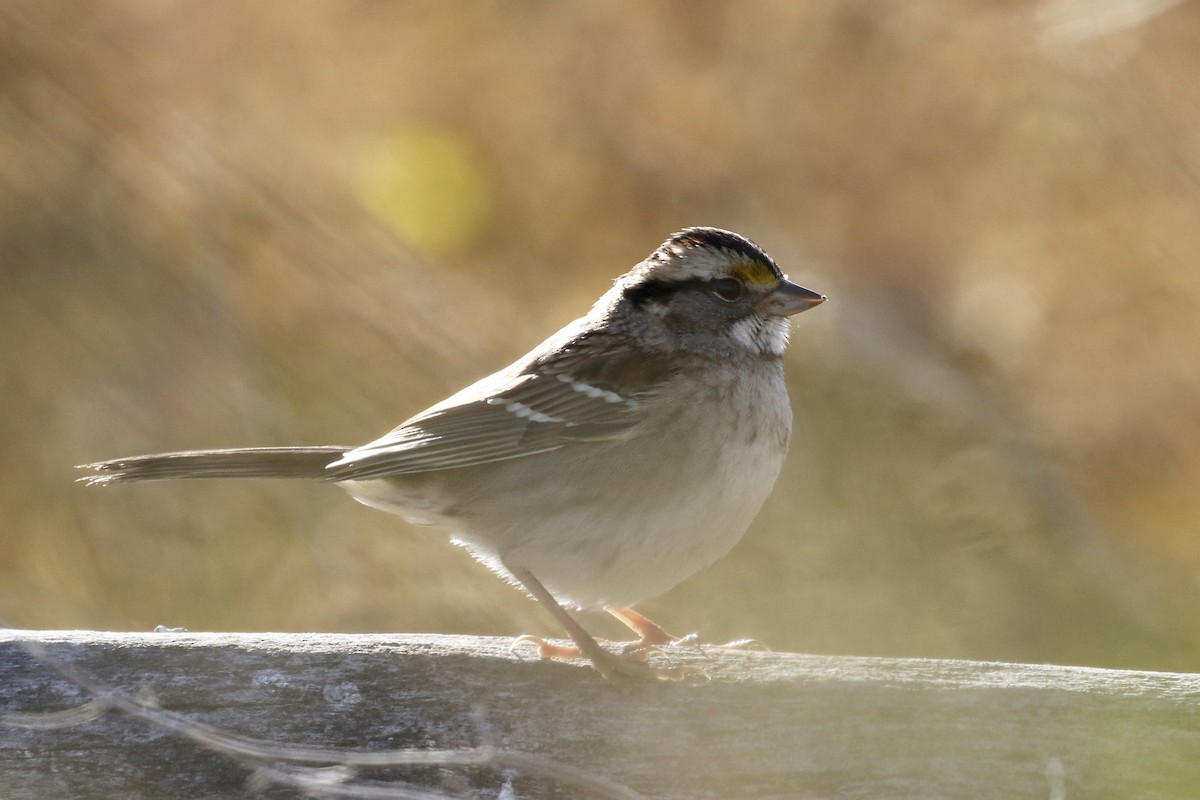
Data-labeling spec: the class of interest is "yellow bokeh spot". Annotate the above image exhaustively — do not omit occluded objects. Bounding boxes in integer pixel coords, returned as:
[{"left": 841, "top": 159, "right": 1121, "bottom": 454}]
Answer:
[{"left": 357, "top": 128, "right": 492, "bottom": 256}]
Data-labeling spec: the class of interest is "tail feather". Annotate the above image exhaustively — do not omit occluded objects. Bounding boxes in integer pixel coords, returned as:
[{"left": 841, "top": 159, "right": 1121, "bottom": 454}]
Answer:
[{"left": 77, "top": 446, "right": 352, "bottom": 485}]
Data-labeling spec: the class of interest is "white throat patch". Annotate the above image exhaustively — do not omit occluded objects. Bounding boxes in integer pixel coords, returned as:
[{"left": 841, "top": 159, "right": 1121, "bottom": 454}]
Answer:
[{"left": 729, "top": 314, "right": 791, "bottom": 357}]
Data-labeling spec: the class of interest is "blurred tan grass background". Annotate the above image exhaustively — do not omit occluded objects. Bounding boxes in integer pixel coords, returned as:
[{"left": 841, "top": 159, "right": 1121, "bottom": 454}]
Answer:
[{"left": 2, "top": 1, "right": 1199, "bottom": 671}]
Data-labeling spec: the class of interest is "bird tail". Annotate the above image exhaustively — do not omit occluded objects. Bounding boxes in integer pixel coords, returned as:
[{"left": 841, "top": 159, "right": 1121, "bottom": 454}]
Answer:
[{"left": 77, "top": 446, "right": 352, "bottom": 485}]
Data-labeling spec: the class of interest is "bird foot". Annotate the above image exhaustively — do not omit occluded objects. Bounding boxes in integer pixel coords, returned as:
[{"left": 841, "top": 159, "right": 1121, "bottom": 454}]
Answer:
[
  {"left": 510, "top": 635, "right": 697, "bottom": 682},
  {"left": 607, "top": 607, "right": 770, "bottom": 657}
]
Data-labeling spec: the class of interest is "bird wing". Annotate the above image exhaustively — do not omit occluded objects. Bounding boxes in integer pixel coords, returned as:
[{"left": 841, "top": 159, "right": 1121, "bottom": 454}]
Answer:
[{"left": 325, "top": 332, "right": 675, "bottom": 481}]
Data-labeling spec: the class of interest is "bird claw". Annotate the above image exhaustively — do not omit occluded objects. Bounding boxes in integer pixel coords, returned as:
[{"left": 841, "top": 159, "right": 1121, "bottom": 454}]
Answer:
[
  {"left": 620, "top": 631, "right": 771, "bottom": 657},
  {"left": 511, "top": 634, "right": 584, "bottom": 660},
  {"left": 715, "top": 637, "right": 771, "bottom": 652}
]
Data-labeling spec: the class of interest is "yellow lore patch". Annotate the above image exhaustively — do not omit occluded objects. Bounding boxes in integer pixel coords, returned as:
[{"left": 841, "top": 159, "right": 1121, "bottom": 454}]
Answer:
[{"left": 731, "top": 260, "right": 779, "bottom": 287}]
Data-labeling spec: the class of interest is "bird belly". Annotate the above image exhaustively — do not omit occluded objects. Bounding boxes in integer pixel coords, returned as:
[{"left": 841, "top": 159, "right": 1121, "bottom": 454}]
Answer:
[{"left": 496, "top": 433, "right": 787, "bottom": 609}]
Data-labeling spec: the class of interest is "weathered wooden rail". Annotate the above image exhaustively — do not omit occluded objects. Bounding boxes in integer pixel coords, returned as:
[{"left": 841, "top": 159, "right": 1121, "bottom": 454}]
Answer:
[{"left": 2, "top": 630, "right": 1198, "bottom": 798}]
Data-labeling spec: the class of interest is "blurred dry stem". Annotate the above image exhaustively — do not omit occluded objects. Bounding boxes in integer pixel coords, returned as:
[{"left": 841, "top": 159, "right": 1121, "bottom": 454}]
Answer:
[{"left": 1, "top": 1, "right": 1199, "bottom": 671}]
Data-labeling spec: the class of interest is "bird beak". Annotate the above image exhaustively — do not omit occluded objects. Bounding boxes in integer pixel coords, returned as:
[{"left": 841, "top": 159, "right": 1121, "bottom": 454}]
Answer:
[{"left": 763, "top": 279, "right": 826, "bottom": 317}]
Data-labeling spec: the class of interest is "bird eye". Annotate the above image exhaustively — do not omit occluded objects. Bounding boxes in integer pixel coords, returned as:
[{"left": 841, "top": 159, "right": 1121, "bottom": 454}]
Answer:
[{"left": 710, "top": 277, "right": 744, "bottom": 302}]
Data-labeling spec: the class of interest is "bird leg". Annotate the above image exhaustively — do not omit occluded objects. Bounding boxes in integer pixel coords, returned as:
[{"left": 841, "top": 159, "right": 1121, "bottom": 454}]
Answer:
[
  {"left": 506, "top": 565, "right": 688, "bottom": 683},
  {"left": 607, "top": 607, "right": 677, "bottom": 649}
]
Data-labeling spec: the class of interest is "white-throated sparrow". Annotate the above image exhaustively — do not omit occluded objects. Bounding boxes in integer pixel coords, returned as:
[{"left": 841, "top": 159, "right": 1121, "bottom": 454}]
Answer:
[{"left": 81, "top": 227, "right": 825, "bottom": 682}]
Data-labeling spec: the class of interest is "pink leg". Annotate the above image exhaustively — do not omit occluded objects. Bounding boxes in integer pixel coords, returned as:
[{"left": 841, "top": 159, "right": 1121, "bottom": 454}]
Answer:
[{"left": 506, "top": 566, "right": 690, "bottom": 682}]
